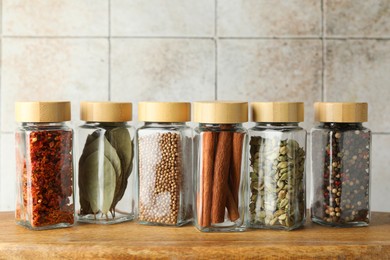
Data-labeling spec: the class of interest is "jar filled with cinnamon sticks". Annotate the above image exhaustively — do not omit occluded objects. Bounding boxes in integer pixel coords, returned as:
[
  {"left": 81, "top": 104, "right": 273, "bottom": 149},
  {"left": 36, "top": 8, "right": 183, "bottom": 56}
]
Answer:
[
  {"left": 137, "top": 102, "right": 192, "bottom": 226},
  {"left": 248, "top": 102, "right": 306, "bottom": 230},
  {"left": 193, "top": 101, "right": 248, "bottom": 232}
]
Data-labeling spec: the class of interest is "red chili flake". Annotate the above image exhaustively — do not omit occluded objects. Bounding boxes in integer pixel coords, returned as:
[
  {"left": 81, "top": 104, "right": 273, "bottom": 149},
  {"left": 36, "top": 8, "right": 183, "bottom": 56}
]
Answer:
[{"left": 15, "top": 130, "right": 74, "bottom": 228}]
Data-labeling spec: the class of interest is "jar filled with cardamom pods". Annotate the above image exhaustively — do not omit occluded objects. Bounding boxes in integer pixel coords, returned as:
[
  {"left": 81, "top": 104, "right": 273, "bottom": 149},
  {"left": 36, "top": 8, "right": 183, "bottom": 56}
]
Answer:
[
  {"left": 137, "top": 102, "right": 192, "bottom": 226},
  {"left": 193, "top": 101, "right": 248, "bottom": 232},
  {"left": 15, "top": 101, "right": 74, "bottom": 230},
  {"left": 77, "top": 102, "right": 136, "bottom": 224},
  {"left": 311, "top": 102, "right": 371, "bottom": 227},
  {"left": 248, "top": 102, "right": 306, "bottom": 230}
]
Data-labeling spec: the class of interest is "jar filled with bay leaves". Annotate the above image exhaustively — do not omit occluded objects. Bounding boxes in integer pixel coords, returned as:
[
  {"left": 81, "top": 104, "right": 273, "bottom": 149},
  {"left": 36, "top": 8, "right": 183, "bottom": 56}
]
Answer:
[
  {"left": 137, "top": 102, "right": 192, "bottom": 226},
  {"left": 248, "top": 102, "right": 306, "bottom": 230},
  {"left": 77, "top": 102, "right": 136, "bottom": 224}
]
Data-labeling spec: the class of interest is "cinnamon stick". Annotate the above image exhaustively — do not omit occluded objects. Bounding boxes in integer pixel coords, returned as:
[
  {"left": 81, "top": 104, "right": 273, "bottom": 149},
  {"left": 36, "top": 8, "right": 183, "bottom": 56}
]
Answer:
[
  {"left": 200, "top": 131, "right": 217, "bottom": 227},
  {"left": 211, "top": 131, "right": 233, "bottom": 224},
  {"left": 226, "top": 185, "right": 240, "bottom": 222},
  {"left": 229, "top": 132, "right": 245, "bottom": 206}
]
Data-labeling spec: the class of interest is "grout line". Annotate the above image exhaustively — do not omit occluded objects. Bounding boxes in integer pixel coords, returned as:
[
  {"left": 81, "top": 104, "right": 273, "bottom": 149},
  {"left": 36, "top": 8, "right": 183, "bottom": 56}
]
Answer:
[
  {"left": 214, "top": 39, "right": 218, "bottom": 101},
  {"left": 2, "top": 35, "right": 108, "bottom": 39},
  {"left": 214, "top": 0, "right": 218, "bottom": 100},
  {"left": 108, "top": 0, "right": 111, "bottom": 101},
  {"left": 321, "top": 0, "right": 325, "bottom": 102},
  {"left": 214, "top": 0, "right": 218, "bottom": 37},
  {"left": 219, "top": 36, "right": 323, "bottom": 40},
  {"left": 325, "top": 36, "right": 390, "bottom": 40},
  {"left": 110, "top": 36, "right": 214, "bottom": 40},
  {"left": 2, "top": 35, "right": 389, "bottom": 40},
  {"left": 0, "top": 0, "right": 2, "bottom": 176}
]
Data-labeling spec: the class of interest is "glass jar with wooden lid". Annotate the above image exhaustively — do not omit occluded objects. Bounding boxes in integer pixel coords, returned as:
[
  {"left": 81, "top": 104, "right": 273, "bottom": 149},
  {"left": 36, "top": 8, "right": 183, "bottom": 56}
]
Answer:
[
  {"left": 77, "top": 101, "right": 136, "bottom": 224},
  {"left": 311, "top": 102, "right": 371, "bottom": 227},
  {"left": 137, "top": 102, "right": 193, "bottom": 226},
  {"left": 15, "top": 101, "right": 74, "bottom": 230},
  {"left": 248, "top": 102, "right": 306, "bottom": 230},
  {"left": 193, "top": 101, "right": 248, "bottom": 232}
]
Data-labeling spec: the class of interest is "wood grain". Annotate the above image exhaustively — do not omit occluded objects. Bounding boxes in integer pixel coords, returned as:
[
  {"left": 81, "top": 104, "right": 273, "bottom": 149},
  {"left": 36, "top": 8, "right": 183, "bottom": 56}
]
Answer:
[{"left": 0, "top": 212, "right": 389, "bottom": 259}]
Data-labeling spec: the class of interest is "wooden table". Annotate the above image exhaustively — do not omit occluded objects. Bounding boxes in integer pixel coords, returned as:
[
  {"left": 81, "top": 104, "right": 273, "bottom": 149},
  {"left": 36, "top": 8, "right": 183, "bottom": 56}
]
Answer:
[{"left": 0, "top": 212, "right": 389, "bottom": 259}]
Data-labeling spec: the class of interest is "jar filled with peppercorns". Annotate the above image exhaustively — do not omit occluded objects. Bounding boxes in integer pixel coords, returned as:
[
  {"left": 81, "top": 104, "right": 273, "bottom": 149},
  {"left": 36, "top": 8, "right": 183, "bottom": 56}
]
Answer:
[
  {"left": 137, "top": 102, "right": 192, "bottom": 226},
  {"left": 77, "top": 102, "right": 136, "bottom": 224},
  {"left": 15, "top": 101, "right": 74, "bottom": 230},
  {"left": 311, "top": 102, "right": 371, "bottom": 227},
  {"left": 193, "top": 101, "right": 248, "bottom": 232},
  {"left": 248, "top": 102, "right": 306, "bottom": 230}
]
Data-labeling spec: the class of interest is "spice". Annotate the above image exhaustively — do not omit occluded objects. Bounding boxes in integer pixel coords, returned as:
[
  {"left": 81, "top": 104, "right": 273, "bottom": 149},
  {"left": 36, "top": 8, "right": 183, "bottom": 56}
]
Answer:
[
  {"left": 16, "top": 130, "right": 74, "bottom": 228},
  {"left": 311, "top": 102, "right": 371, "bottom": 227},
  {"left": 197, "top": 130, "right": 244, "bottom": 227},
  {"left": 78, "top": 126, "right": 134, "bottom": 219},
  {"left": 15, "top": 101, "right": 74, "bottom": 230},
  {"left": 311, "top": 126, "right": 370, "bottom": 224},
  {"left": 249, "top": 137, "right": 305, "bottom": 228},
  {"left": 137, "top": 102, "right": 192, "bottom": 226},
  {"left": 138, "top": 132, "right": 181, "bottom": 225},
  {"left": 193, "top": 101, "right": 248, "bottom": 232}
]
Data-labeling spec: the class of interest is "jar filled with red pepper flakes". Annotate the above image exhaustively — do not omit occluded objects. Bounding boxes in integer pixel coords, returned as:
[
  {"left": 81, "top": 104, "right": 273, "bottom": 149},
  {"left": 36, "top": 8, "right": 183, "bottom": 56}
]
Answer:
[
  {"left": 15, "top": 101, "right": 74, "bottom": 230},
  {"left": 311, "top": 102, "right": 371, "bottom": 227}
]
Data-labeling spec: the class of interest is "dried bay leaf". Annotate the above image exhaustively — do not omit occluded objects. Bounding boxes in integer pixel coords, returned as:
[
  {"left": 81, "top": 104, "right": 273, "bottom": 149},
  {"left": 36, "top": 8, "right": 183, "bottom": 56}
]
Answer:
[
  {"left": 105, "top": 127, "right": 133, "bottom": 175},
  {"left": 105, "top": 127, "right": 134, "bottom": 214},
  {"left": 79, "top": 130, "right": 122, "bottom": 216},
  {"left": 80, "top": 151, "right": 117, "bottom": 214}
]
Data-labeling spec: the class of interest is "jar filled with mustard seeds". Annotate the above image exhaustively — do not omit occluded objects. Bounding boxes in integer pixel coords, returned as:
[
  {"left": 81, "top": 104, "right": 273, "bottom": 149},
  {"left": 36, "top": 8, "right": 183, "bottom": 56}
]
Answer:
[
  {"left": 137, "top": 102, "right": 192, "bottom": 226},
  {"left": 248, "top": 102, "right": 306, "bottom": 230},
  {"left": 311, "top": 102, "right": 371, "bottom": 227},
  {"left": 193, "top": 101, "right": 248, "bottom": 232},
  {"left": 77, "top": 102, "right": 136, "bottom": 224},
  {"left": 15, "top": 101, "right": 74, "bottom": 230}
]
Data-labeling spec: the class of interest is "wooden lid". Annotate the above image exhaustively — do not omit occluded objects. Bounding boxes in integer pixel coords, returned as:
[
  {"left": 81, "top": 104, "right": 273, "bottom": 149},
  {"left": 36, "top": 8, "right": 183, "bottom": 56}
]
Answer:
[
  {"left": 81, "top": 102, "right": 132, "bottom": 122},
  {"left": 251, "top": 102, "right": 304, "bottom": 122},
  {"left": 15, "top": 101, "right": 71, "bottom": 122},
  {"left": 193, "top": 101, "right": 248, "bottom": 123},
  {"left": 138, "top": 102, "right": 191, "bottom": 122},
  {"left": 314, "top": 102, "right": 368, "bottom": 122}
]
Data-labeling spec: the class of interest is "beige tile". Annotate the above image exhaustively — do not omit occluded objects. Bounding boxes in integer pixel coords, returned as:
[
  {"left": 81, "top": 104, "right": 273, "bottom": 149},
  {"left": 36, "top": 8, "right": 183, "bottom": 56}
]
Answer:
[
  {"left": 371, "top": 134, "right": 390, "bottom": 212},
  {"left": 3, "top": 0, "right": 108, "bottom": 36},
  {"left": 111, "top": 0, "right": 214, "bottom": 37},
  {"left": 324, "top": 40, "right": 390, "bottom": 133},
  {"left": 218, "top": 39, "right": 322, "bottom": 130},
  {"left": 111, "top": 39, "right": 215, "bottom": 121},
  {"left": 0, "top": 133, "right": 16, "bottom": 211},
  {"left": 218, "top": 0, "right": 321, "bottom": 37},
  {"left": 1, "top": 38, "right": 109, "bottom": 132},
  {"left": 325, "top": 0, "right": 390, "bottom": 37}
]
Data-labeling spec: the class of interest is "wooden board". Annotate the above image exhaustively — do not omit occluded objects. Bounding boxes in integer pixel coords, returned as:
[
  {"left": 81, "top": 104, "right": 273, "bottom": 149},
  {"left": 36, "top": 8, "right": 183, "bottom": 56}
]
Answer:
[{"left": 0, "top": 212, "right": 389, "bottom": 259}]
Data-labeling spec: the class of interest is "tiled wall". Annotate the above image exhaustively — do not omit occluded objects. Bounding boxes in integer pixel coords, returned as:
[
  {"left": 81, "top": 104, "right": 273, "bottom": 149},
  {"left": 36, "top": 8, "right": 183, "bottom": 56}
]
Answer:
[{"left": 0, "top": 0, "right": 389, "bottom": 212}]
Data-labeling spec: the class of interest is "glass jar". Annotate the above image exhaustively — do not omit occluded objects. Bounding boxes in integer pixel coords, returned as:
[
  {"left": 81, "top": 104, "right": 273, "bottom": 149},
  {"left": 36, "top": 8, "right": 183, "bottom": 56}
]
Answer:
[
  {"left": 137, "top": 102, "right": 192, "bottom": 226},
  {"left": 311, "top": 102, "right": 371, "bottom": 227},
  {"left": 193, "top": 101, "right": 248, "bottom": 232},
  {"left": 15, "top": 101, "right": 74, "bottom": 230},
  {"left": 248, "top": 102, "right": 306, "bottom": 230},
  {"left": 77, "top": 102, "right": 136, "bottom": 224}
]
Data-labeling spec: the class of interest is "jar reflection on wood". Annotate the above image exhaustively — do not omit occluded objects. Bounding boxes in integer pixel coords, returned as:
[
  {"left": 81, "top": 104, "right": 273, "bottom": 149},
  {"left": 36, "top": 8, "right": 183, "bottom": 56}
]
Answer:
[
  {"left": 77, "top": 102, "right": 136, "bottom": 224},
  {"left": 15, "top": 101, "right": 74, "bottom": 230},
  {"left": 193, "top": 101, "right": 248, "bottom": 232},
  {"left": 248, "top": 102, "right": 306, "bottom": 230},
  {"left": 137, "top": 102, "right": 192, "bottom": 226},
  {"left": 311, "top": 102, "right": 371, "bottom": 227}
]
